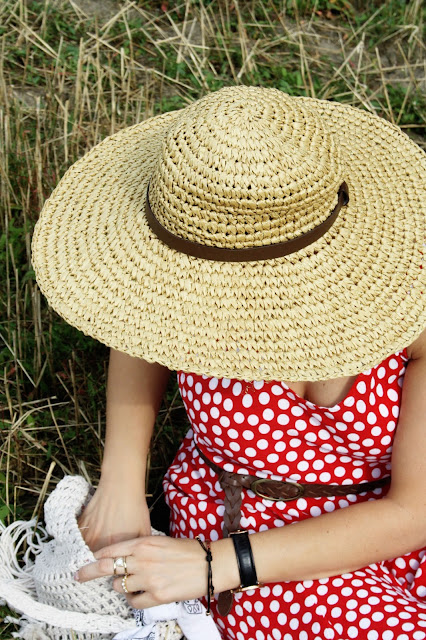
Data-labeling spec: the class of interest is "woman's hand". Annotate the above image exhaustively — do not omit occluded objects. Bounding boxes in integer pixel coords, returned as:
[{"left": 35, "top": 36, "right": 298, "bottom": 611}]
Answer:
[
  {"left": 78, "top": 479, "right": 151, "bottom": 552},
  {"left": 74, "top": 535, "right": 209, "bottom": 608}
]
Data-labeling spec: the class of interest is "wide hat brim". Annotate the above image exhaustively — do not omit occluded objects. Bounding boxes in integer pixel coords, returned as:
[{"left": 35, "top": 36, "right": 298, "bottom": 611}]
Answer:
[{"left": 32, "top": 92, "right": 426, "bottom": 382}]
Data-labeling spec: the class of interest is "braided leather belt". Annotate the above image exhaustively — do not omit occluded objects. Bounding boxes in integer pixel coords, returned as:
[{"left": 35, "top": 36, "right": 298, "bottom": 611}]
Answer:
[{"left": 195, "top": 444, "right": 390, "bottom": 537}]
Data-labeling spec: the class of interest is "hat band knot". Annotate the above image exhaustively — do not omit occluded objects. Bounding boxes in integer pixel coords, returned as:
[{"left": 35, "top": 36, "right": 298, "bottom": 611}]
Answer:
[{"left": 145, "top": 182, "right": 349, "bottom": 262}]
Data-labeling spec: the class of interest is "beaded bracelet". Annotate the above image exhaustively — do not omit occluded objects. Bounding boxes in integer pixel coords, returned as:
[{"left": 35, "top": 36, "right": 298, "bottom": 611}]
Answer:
[{"left": 196, "top": 536, "right": 215, "bottom": 615}]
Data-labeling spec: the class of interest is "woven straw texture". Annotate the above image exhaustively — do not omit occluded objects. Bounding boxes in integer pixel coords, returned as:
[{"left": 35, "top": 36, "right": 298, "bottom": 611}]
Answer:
[{"left": 32, "top": 86, "right": 426, "bottom": 382}]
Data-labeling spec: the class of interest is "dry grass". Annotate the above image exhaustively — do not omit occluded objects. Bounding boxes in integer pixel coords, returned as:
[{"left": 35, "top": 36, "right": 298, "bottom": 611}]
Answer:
[{"left": 0, "top": 0, "right": 425, "bottom": 632}]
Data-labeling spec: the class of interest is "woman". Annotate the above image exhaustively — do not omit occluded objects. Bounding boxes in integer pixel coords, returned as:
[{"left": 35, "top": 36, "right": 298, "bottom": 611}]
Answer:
[{"left": 32, "top": 86, "right": 426, "bottom": 639}]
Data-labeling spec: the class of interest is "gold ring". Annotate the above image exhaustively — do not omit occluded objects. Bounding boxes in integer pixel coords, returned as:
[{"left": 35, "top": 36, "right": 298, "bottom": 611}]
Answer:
[
  {"left": 122, "top": 574, "right": 129, "bottom": 593},
  {"left": 113, "top": 556, "right": 127, "bottom": 576}
]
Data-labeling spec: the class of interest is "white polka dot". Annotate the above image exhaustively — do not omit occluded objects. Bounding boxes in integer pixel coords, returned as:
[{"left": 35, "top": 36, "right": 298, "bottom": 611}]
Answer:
[
  {"left": 217, "top": 418, "right": 230, "bottom": 432},
  {"left": 259, "top": 423, "right": 270, "bottom": 435},
  {"left": 389, "top": 358, "right": 399, "bottom": 370},
  {"left": 242, "top": 394, "right": 253, "bottom": 408},
  {"left": 258, "top": 392, "right": 271, "bottom": 405},
  {"left": 334, "top": 466, "right": 346, "bottom": 477},
  {"left": 304, "top": 449, "right": 316, "bottom": 460},
  {"left": 278, "top": 398, "right": 290, "bottom": 410},
  {"left": 356, "top": 400, "right": 366, "bottom": 413},
  {"left": 202, "top": 392, "right": 211, "bottom": 405},
  {"left": 232, "top": 382, "right": 242, "bottom": 396},
  {"left": 387, "top": 389, "right": 398, "bottom": 402},
  {"left": 291, "top": 406, "right": 304, "bottom": 417},
  {"left": 344, "top": 395, "right": 356, "bottom": 407},
  {"left": 263, "top": 408, "right": 275, "bottom": 421},
  {"left": 277, "top": 464, "right": 290, "bottom": 474},
  {"left": 357, "top": 381, "right": 367, "bottom": 394},
  {"left": 242, "top": 430, "right": 254, "bottom": 440},
  {"left": 271, "top": 385, "right": 284, "bottom": 395},
  {"left": 233, "top": 412, "right": 244, "bottom": 424},
  {"left": 367, "top": 411, "right": 377, "bottom": 425},
  {"left": 245, "top": 447, "right": 257, "bottom": 457},
  {"left": 223, "top": 398, "right": 233, "bottom": 411},
  {"left": 260, "top": 616, "right": 270, "bottom": 629},
  {"left": 353, "top": 421, "right": 365, "bottom": 431},
  {"left": 221, "top": 378, "right": 231, "bottom": 388},
  {"left": 377, "top": 367, "right": 386, "bottom": 379},
  {"left": 305, "top": 473, "right": 317, "bottom": 482},
  {"left": 378, "top": 404, "right": 389, "bottom": 417},
  {"left": 295, "top": 419, "right": 308, "bottom": 430},
  {"left": 209, "top": 378, "right": 219, "bottom": 390},
  {"left": 248, "top": 414, "right": 259, "bottom": 426},
  {"left": 210, "top": 407, "right": 219, "bottom": 419},
  {"left": 267, "top": 453, "right": 279, "bottom": 464},
  {"left": 343, "top": 411, "right": 355, "bottom": 422},
  {"left": 257, "top": 439, "right": 269, "bottom": 450},
  {"left": 213, "top": 391, "right": 222, "bottom": 404}
]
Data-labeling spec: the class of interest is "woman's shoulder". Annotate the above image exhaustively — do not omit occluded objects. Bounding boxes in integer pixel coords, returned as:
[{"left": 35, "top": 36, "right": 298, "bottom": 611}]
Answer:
[{"left": 406, "top": 328, "right": 426, "bottom": 360}]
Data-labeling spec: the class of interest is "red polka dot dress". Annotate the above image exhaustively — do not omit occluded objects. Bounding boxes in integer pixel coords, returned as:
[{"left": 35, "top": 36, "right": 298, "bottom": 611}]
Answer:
[{"left": 163, "top": 349, "right": 426, "bottom": 640}]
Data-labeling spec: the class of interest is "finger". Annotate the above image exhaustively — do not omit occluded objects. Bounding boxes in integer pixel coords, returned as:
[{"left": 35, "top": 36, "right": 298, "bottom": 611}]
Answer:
[
  {"left": 111, "top": 555, "right": 132, "bottom": 576},
  {"left": 93, "top": 537, "right": 140, "bottom": 560},
  {"left": 113, "top": 574, "right": 143, "bottom": 595},
  {"left": 76, "top": 554, "right": 136, "bottom": 582}
]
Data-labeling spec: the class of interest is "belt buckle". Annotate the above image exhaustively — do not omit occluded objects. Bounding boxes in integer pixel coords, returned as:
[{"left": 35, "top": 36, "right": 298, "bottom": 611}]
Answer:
[{"left": 251, "top": 478, "right": 305, "bottom": 502}]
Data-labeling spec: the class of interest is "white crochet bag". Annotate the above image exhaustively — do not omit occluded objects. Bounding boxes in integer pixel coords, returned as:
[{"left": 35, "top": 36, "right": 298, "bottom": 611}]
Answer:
[{"left": 0, "top": 476, "right": 183, "bottom": 640}]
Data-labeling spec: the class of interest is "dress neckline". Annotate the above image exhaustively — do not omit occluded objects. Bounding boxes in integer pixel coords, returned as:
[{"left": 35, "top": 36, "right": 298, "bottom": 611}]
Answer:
[
  {"left": 279, "top": 372, "right": 362, "bottom": 412},
  {"left": 274, "top": 347, "right": 408, "bottom": 411}
]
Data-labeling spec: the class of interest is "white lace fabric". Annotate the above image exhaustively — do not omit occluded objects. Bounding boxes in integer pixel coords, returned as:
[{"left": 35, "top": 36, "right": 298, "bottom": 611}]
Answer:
[{"left": 0, "top": 476, "right": 184, "bottom": 640}]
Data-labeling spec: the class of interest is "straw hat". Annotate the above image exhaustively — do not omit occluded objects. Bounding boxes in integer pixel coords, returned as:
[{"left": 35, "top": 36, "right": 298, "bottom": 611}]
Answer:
[{"left": 32, "top": 85, "right": 426, "bottom": 382}]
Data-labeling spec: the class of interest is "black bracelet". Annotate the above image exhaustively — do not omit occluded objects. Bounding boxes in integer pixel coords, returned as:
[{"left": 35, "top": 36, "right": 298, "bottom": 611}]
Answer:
[
  {"left": 230, "top": 530, "right": 261, "bottom": 592},
  {"left": 196, "top": 536, "right": 214, "bottom": 615}
]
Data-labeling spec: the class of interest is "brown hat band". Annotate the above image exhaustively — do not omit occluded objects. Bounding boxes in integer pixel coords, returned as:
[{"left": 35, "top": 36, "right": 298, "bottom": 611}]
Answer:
[{"left": 145, "top": 182, "right": 349, "bottom": 262}]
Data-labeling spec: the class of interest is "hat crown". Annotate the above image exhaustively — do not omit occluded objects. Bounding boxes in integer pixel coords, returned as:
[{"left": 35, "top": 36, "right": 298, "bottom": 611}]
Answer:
[{"left": 149, "top": 86, "right": 344, "bottom": 250}]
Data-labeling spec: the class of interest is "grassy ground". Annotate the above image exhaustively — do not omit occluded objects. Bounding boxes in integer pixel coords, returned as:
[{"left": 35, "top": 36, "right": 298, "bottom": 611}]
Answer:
[{"left": 0, "top": 0, "right": 425, "bottom": 635}]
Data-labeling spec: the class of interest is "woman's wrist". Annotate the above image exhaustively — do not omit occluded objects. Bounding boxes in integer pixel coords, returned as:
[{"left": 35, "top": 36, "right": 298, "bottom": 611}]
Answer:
[
  {"left": 210, "top": 537, "right": 241, "bottom": 594},
  {"left": 99, "top": 456, "right": 147, "bottom": 489}
]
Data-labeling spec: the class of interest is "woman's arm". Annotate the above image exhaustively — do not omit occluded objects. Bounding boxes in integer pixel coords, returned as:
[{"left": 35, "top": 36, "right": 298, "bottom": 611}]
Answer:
[
  {"left": 76, "top": 333, "right": 426, "bottom": 606},
  {"left": 78, "top": 349, "right": 171, "bottom": 551},
  {"left": 225, "top": 331, "right": 426, "bottom": 586}
]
